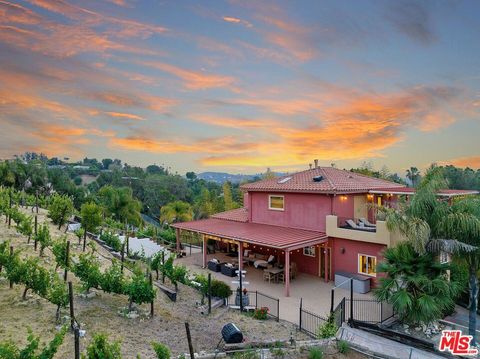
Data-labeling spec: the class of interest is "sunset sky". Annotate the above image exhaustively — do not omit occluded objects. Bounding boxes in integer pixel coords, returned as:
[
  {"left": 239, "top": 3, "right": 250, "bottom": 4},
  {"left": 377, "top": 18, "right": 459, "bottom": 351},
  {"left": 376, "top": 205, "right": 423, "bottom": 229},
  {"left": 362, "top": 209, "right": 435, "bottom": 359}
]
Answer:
[{"left": 1, "top": 0, "right": 479, "bottom": 174}]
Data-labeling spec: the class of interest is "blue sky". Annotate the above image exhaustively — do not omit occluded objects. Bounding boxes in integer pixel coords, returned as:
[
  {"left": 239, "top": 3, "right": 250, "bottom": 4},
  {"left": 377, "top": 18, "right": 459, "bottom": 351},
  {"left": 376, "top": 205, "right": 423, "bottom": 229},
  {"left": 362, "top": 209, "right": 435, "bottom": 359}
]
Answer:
[{"left": 0, "top": 0, "right": 479, "bottom": 174}]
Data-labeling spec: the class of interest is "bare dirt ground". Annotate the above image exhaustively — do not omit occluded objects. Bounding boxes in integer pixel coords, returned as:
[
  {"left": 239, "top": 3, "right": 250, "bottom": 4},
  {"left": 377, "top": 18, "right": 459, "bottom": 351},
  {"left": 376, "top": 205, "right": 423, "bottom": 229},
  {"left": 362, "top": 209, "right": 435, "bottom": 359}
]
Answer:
[{"left": 0, "top": 207, "right": 311, "bottom": 358}]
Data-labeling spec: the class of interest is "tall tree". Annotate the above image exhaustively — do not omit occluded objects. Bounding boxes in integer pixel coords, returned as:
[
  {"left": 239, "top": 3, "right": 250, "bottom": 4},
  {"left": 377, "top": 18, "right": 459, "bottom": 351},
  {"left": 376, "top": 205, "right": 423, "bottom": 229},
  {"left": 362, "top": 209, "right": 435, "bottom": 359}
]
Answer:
[
  {"left": 160, "top": 201, "right": 193, "bottom": 225},
  {"left": 406, "top": 167, "right": 421, "bottom": 188}
]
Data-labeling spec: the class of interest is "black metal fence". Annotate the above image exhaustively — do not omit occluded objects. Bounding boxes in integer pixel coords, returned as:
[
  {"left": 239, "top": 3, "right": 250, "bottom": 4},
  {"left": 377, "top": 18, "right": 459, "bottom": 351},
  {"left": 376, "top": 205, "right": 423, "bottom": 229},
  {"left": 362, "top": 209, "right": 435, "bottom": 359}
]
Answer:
[
  {"left": 332, "top": 297, "right": 345, "bottom": 328},
  {"left": 299, "top": 299, "right": 328, "bottom": 337},
  {"left": 345, "top": 298, "right": 394, "bottom": 324},
  {"left": 226, "top": 291, "right": 280, "bottom": 321}
]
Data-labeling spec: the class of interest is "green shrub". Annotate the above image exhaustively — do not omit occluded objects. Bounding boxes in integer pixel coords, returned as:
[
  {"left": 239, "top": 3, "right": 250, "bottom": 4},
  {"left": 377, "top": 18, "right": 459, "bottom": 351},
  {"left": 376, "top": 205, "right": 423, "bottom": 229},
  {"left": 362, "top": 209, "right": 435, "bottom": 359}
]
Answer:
[
  {"left": 336, "top": 340, "right": 350, "bottom": 354},
  {"left": 124, "top": 268, "right": 156, "bottom": 312},
  {"left": 83, "top": 333, "right": 122, "bottom": 359},
  {"left": 152, "top": 342, "right": 170, "bottom": 359},
  {"left": 100, "top": 232, "right": 122, "bottom": 252},
  {"left": 47, "top": 194, "right": 74, "bottom": 228},
  {"left": 35, "top": 223, "right": 52, "bottom": 256},
  {"left": 210, "top": 279, "right": 232, "bottom": 299},
  {"left": 101, "top": 260, "right": 125, "bottom": 295},
  {"left": 51, "top": 236, "right": 69, "bottom": 270},
  {"left": 317, "top": 315, "right": 337, "bottom": 339},
  {"left": 73, "top": 253, "right": 102, "bottom": 292},
  {"left": 308, "top": 346, "right": 323, "bottom": 359}
]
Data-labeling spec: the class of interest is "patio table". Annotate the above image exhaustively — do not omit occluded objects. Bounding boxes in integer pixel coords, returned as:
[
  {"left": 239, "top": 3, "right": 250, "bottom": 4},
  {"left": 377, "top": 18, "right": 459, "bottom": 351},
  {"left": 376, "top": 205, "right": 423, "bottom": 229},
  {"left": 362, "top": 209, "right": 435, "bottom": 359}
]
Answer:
[{"left": 264, "top": 267, "right": 284, "bottom": 283}]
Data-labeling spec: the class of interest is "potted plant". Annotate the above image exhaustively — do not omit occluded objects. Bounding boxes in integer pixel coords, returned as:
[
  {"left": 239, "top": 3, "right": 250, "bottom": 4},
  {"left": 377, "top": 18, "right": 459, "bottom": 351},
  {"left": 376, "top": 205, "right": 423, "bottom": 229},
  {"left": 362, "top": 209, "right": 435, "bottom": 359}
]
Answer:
[{"left": 235, "top": 287, "right": 249, "bottom": 307}]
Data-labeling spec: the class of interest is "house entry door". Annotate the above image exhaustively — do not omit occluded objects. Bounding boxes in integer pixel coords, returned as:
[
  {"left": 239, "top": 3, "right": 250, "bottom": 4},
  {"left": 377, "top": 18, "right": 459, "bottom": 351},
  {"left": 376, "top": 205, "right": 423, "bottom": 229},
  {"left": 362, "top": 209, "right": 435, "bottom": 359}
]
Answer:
[{"left": 319, "top": 246, "right": 332, "bottom": 282}]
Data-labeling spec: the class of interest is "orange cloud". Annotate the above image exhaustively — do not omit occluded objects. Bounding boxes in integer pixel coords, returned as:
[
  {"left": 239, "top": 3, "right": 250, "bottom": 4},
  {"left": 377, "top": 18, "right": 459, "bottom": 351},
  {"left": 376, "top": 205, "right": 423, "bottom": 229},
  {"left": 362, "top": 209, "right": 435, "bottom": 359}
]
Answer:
[
  {"left": 222, "top": 16, "right": 252, "bottom": 28},
  {"left": 138, "top": 61, "right": 235, "bottom": 90},
  {"left": 105, "top": 112, "right": 145, "bottom": 121},
  {"left": 191, "top": 115, "right": 277, "bottom": 129},
  {"left": 444, "top": 156, "right": 480, "bottom": 169}
]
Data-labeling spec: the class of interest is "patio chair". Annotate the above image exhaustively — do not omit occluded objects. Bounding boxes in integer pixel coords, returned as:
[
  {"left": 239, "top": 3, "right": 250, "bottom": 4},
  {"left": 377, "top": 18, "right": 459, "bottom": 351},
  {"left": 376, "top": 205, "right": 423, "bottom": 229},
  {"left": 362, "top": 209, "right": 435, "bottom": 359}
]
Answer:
[
  {"left": 220, "top": 263, "right": 238, "bottom": 277},
  {"left": 263, "top": 270, "right": 273, "bottom": 283},
  {"left": 289, "top": 262, "right": 298, "bottom": 280},
  {"left": 207, "top": 259, "right": 222, "bottom": 272},
  {"left": 359, "top": 218, "right": 376, "bottom": 227},
  {"left": 346, "top": 219, "right": 375, "bottom": 232}
]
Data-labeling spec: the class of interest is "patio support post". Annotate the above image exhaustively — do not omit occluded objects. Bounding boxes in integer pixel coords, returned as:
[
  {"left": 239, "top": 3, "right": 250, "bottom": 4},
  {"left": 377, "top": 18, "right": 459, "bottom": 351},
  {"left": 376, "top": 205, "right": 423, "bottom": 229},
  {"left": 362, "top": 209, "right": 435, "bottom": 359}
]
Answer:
[
  {"left": 202, "top": 235, "right": 207, "bottom": 268},
  {"left": 324, "top": 247, "right": 328, "bottom": 282},
  {"left": 238, "top": 241, "right": 243, "bottom": 271},
  {"left": 284, "top": 250, "right": 290, "bottom": 297},
  {"left": 175, "top": 228, "right": 181, "bottom": 251}
]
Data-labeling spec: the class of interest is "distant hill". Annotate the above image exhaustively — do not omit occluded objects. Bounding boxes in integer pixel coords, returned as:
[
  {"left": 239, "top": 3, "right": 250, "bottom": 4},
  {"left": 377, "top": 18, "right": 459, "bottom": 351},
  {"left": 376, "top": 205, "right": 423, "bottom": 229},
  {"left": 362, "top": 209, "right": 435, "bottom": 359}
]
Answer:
[
  {"left": 197, "top": 172, "right": 258, "bottom": 184},
  {"left": 197, "top": 171, "right": 287, "bottom": 184}
]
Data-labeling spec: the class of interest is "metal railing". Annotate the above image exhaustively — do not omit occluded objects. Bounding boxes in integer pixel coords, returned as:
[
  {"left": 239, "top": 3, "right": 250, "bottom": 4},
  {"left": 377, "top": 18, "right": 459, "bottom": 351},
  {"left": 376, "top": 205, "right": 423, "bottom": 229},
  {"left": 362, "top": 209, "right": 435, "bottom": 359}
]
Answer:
[
  {"left": 226, "top": 291, "right": 280, "bottom": 321},
  {"left": 299, "top": 298, "right": 328, "bottom": 337},
  {"left": 345, "top": 298, "right": 394, "bottom": 324},
  {"left": 332, "top": 297, "right": 345, "bottom": 328}
]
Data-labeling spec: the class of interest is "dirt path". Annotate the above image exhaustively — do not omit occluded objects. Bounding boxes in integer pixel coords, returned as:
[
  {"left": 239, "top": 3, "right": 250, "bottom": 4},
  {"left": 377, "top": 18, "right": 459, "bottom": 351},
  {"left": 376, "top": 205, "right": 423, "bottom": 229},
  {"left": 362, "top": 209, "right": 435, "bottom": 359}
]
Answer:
[{"left": 0, "top": 207, "right": 308, "bottom": 358}]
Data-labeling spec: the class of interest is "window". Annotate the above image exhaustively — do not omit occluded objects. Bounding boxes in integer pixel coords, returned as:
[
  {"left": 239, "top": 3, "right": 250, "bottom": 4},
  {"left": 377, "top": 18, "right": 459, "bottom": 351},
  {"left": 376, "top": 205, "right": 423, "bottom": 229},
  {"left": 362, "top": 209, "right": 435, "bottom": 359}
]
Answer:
[
  {"left": 358, "top": 254, "right": 376, "bottom": 276},
  {"left": 269, "top": 195, "right": 284, "bottom": 211},
  {"left": 303, "top": 246, "right": 315, "bottom": 257}
]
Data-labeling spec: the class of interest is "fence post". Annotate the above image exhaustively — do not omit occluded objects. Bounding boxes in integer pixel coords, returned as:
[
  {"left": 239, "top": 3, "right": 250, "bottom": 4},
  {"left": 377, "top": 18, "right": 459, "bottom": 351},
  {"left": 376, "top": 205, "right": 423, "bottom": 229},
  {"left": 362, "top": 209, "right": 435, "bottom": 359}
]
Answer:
[
  {"left": 185, "top": 322, "right": 195, "bottom": 359},
  {"left": 276, "top": 298, "right": 280, "bottom": 322},
  {"left": 330, "top": 288, "right": 334, "bottom": 314},
  {"left": 120, "top": 243, "right": 125, "bottom": 273},
  {"left": 299, "top": 298, "right": 303, "bottom": 331},
  {"left": 64, "top": 241, "right": 70, "bottom": 282},
  {"left": 149, "top": 272, "right": 154, "bottom": 317},
  {"left": 69, "top": 281, "right": 75, "bottom": 330},
  {"left": 208, "top": 273, "right": 212, "bottom": 315},
  {"left": 349, "top": 279, "right": 354, "bottom": 325},
  {"left": 74, "top": 326, "right": 80, "bottom": 359},
  {"left": 9, "top": 246, "right": 13, "bottom": 289},
  {"left": 255, "top": 291, "right": 258, "bottom": 310}
]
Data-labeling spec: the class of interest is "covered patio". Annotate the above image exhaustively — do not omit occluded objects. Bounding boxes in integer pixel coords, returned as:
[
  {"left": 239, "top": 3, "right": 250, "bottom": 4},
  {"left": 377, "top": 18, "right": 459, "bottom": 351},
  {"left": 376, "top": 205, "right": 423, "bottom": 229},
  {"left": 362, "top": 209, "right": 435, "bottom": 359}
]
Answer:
[{"left": 171, "top": 218, "right": 328, "bottom": 297}]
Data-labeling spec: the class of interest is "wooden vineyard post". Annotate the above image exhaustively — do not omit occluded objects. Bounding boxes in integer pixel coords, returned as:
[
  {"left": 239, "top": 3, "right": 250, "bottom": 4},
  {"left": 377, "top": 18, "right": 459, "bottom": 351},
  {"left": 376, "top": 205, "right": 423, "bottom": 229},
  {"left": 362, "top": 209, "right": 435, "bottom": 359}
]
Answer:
[
  {"left": 8, "top": 190, "right": 12, "bottom": 228},
  {"left": 121, "top": 243, "right": 125, "bottom": 273},
  {"left": 74, "top": 326, "right": 80, "bottom": 359},
  {"left": 64, "top": 241, "right": 70, "bottom": 282},
  {"left": 9, "top": 246, "right": 13, "bottom": 289},
  {"left": 185, "top": 322, "right": 195, "bottom": 359},
  {"left": 161, "top": 251, "right": 165, "bottom": 284},
  {"left": 35, "top": 191, "right": 38, "bottom": 214},
  {"left": 34, "top": 215, "right": 37, "bottom": 236},
  {"left": 149, "top": 272, "right": 154, "bottom": 317},
  {"left": 208, "top": 273, "right": 212, "bottom": 315},
  {"left": 69, "top": 281, "right": 75, "bottom": 330},
  {"left": 82, "top": 226, "right": 87, "bottom": 252}
]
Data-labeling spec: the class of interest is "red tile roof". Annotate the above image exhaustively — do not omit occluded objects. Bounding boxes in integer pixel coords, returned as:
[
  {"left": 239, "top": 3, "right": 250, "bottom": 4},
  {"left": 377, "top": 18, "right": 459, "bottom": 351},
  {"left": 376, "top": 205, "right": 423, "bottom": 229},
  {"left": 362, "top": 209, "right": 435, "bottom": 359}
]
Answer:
[
  {"left": 370, "top": 188, "right": 479, "bottom": 197},
  {"left": 211, "top": 208, "right": 248, "bottom": 222},
  {"left": 172, "top": 218, "right": 327, "bottom": 250},
  {"left": 241, "top": 167, "right": 405, "bottom": 194}
]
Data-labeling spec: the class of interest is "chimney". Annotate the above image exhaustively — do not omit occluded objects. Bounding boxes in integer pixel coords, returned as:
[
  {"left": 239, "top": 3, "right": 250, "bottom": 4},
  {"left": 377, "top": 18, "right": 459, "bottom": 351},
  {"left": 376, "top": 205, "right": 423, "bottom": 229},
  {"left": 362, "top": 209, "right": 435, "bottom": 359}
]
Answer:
[
  {"left": 314, "top": 159, "right": 318, "bottom": 169},
  {"left": 309, "top": 163, "right": 312, "bottom": 169}
]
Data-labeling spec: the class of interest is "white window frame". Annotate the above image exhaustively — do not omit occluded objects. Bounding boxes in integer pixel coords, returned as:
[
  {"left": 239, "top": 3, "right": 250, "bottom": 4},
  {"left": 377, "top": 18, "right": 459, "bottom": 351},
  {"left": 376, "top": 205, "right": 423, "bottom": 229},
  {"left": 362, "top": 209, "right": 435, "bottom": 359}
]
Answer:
[
  {"left": 358, "top": 253, "right": 377, "bottom": 277},
  {"left": 303, "top": 246, "right": 316, "bottom": 257},
  {"left": 268, "top": 195, "right": 285, "bottom": 211}
]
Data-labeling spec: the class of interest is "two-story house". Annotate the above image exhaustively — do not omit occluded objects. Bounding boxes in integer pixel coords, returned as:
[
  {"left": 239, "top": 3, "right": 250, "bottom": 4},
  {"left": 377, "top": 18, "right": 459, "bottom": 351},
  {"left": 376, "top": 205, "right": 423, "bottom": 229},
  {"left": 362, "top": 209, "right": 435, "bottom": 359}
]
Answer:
[{"left": 172, "top": 163, "right": 477, "bottom": 296}]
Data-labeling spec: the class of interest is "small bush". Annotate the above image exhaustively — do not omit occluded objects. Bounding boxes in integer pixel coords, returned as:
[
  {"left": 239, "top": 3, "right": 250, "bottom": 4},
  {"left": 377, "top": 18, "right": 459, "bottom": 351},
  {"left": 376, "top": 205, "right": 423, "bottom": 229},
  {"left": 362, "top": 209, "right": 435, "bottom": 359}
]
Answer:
[
  {"left": 210, "top": 280, "right": 232, "bottom": 299},
  {"left": 317, "top": 315, "right": 337, "bottom": 339},
  {"left": 308, "top": 346, "right": 323, "bottom": 359},
  {"left": 336, "top": 340, "right": 350, "bottom": 354},
  {"left": 100, "top": 232, "right": 122, "bottom": 252},
  {"left": 152, "top": 342, "right": 170, "bottom": 359},
  {"left": 253, "top": 307, "right": 268, "bottom": 320},
  {"left": 84, "top": 333, "right": 122, "bottom": 359}
]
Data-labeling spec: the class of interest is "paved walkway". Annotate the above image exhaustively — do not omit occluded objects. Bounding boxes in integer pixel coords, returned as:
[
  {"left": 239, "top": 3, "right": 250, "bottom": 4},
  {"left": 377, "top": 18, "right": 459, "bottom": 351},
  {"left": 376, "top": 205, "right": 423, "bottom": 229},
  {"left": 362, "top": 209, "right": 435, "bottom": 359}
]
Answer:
[
  {"left": 444, "top": 305, "right": 480, "bottom": 333},
  {"left": 337, "top": 326, "right": 445, "bottom": 359},
  {"left": 176, "top": 252, "right": 373, "bottom": 325}
]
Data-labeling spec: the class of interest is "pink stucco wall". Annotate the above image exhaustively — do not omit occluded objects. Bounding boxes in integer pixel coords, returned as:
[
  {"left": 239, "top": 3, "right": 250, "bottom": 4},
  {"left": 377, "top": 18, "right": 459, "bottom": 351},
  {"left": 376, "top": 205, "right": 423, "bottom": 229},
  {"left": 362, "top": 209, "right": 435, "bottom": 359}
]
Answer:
[
  {"left": 249, "top": 192, "right": 333, "bottom": 231},
  {"left": 331, "top": 237, "right": 386, "bottom": 285},
  {"left": 249, "top": 191, "right": 360, "bottom": 231}
]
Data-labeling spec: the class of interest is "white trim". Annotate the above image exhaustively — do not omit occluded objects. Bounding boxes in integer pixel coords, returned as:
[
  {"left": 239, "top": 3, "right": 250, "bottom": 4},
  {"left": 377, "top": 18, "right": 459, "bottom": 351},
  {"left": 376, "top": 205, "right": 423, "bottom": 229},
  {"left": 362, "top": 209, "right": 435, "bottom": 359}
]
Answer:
[
  {"left": 358, "top": 253, "right": 377, "bottom": 277},
  {"left": 268, "top": 194, "right": 285, "bottom": 211},
  {"left": 303, "top": 246, "right": 316, "bottom": 257}
]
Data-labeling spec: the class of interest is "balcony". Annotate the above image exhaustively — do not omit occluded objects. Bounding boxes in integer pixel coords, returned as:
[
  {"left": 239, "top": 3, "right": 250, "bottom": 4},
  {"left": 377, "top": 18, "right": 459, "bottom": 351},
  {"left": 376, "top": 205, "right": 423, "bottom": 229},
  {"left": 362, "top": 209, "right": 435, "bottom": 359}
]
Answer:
[{"left": 326, "top": 215, "right": 404, "bottom": 247}]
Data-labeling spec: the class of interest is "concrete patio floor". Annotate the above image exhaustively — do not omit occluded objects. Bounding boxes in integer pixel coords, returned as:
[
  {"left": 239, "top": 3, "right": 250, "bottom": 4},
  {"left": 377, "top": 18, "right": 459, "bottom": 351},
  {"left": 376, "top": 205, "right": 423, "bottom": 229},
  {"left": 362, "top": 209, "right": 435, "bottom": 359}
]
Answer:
[{"left": 176, "top": 251, "right": 374, "bottom": 325}]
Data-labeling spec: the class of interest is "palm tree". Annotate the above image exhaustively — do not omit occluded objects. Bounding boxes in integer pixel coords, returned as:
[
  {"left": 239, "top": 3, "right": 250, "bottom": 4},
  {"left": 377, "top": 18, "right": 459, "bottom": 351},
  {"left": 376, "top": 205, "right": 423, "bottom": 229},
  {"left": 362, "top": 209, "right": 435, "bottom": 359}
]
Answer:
[
  {"left": 406, "top": 167, "right": 421, "bottom": 188},
  {"left": 439, "top": 198, "right": 480, "bottom": 344},
  {"left": 379, "top": 167, "right": 480, "bottom": 341},
  {"left": 160, "top": 201, "right": 193, "bottom": 226},
  {"left": 375, "top": 242, "right": 461, "bottom": 325}
]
